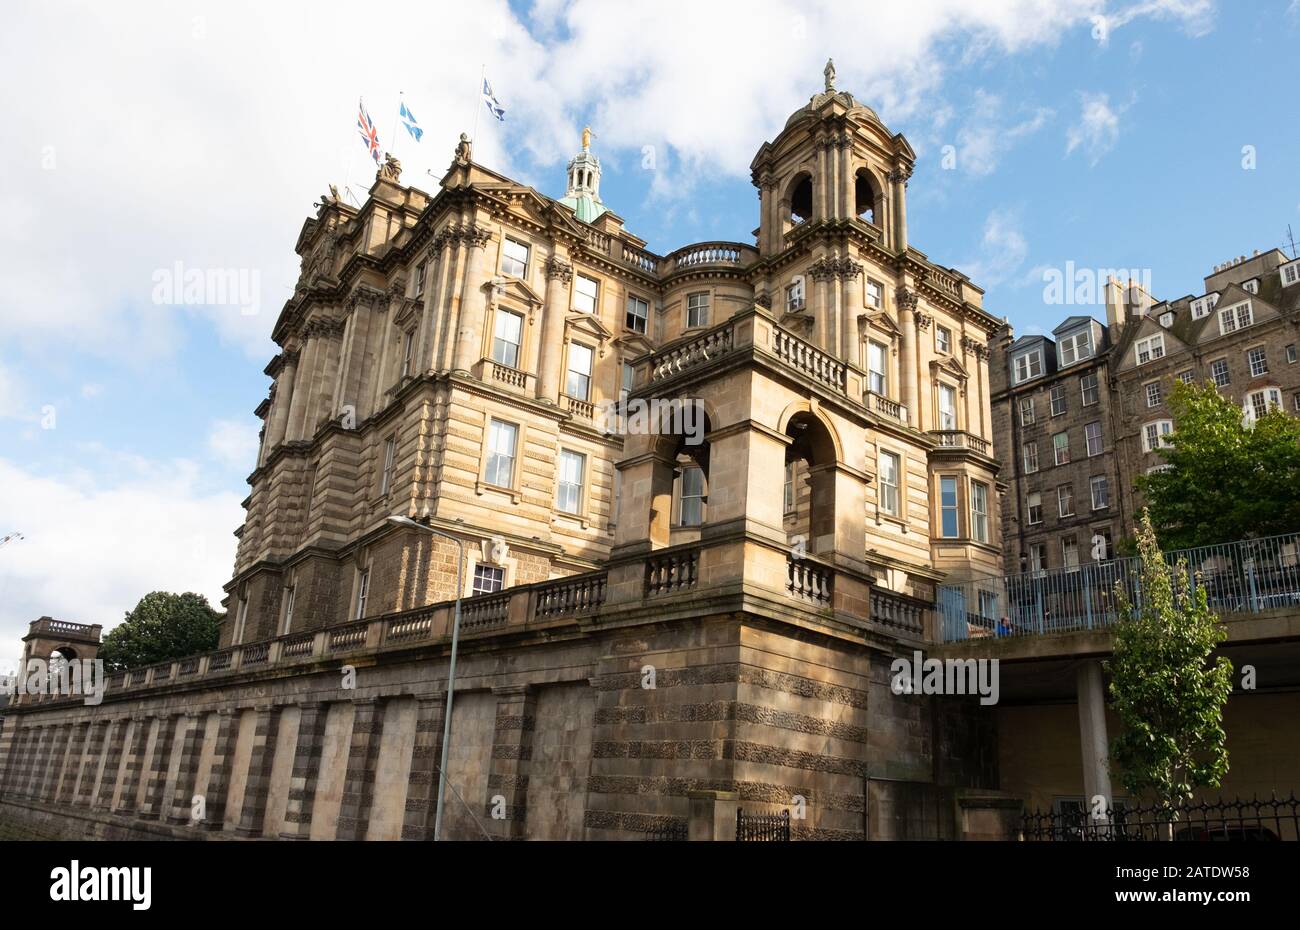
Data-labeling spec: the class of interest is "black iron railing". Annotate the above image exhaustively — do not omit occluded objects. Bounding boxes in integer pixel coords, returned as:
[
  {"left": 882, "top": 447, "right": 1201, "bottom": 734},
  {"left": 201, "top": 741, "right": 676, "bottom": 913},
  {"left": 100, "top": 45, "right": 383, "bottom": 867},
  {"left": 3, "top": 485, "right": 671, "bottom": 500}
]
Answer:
[
  {"left": 1022, "top": 794, "right": 1300, "bottom": 841},
  {"left": 736, "top": 808, "right": 791, "bottom": 842}
]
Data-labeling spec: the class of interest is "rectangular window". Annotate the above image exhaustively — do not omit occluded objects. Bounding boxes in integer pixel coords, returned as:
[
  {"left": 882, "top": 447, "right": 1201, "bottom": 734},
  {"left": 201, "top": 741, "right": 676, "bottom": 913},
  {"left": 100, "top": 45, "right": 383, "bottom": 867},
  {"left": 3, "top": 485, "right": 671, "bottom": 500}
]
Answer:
[
  {"left": 1062, "top": 537, "right": 1079, "bottom": 570},
  {"left": 970, "top": 481, "right": 989, "bottom": 544},
  {"left": 1022, "top": 441, "right": 1039, "bottom": 474},
  {"left": 566, "top": 342, "right": 593, "bottom": 400},
  {"left": 485, "top": 419, "right": 518, "bottom": 487},
  {"left": 686, "top": 292, "right": 710, "bottom": 328},
  {"left": 574, "top": 274, "right": 599, "bottom": 314},
  {"left": 501, "top": 238, "right": 529, "bottom": 278},
  {"left": 380, "top": 437, "right": 396, "bottom": 496},
  {"left": 1027, "top": 491, "right": 1043, "bottom": 526},
  {"left": 1243, "top": 280, "right": 1259, "bottom": 294},
  {"left": 1143, "top": 420, "right": 1173, "bottom": 452},
  {"left": 1288, "top": 345, "right": 1297, "bottom": 364},
  {"left": 234, "top": 596, "right": 249, "bottom": 644},
  {"left": 868, "top": 341, "right": 888, "bottom": 395},
  {"left": 621, "top": 361, "right": 635, "bottom": 397},
  {"left": 1245, "top": 388, "right": 1282, "bottom": 422},
  {"left": 491, "top": 310, "right": 523, "bottom": 369},
  {"left": 787, "top": 279, "right": 805, "bottom": 312},
  {"left": 1029, "top": 543, "right": 1047, "bottom": 574},
  {"left": 1145, "top": 382, "right": 1162, "bottom": 408},
  {"left": 472, "top": 564, "right": 505, "bottom": 595},
  {"left": 1019, "top": 397, "right": 1036, "bottom": 425},
  {"left": 1080, "top": 373, "right": 1099, "bottom": 406},
  {"left": 1014, "top": 350, "right": 1043, "bottom": 384},
  {"left": 866, "top": 280, "right": 882, "bottom": 309},
  {"left": 936, "top": 326, "right": 951, "bottom": 354},
  {"left": 1285, "top": 264, "right": 1299, "bottom": 286},
  {"left": 938, "top": 383, "right": 957, "bottom": 430},
  {"left": 1053, "top": 431, "right": 1069, "bottom": 466},
  {"left": 355, "top": 569, "right": 370, "bottom": 620},
  {"left": 879, "top": 451, "right": 900, "bottom": 517},
  {"left": 939, "top": 476, "right": 959, "bottom": 538},
  {"left": 282, "top": 586, "right": 295, "bottom": 636},
  {"left": 556, "top": 449, "right": 585, "bottom": 515},
  {"left": 1178, "top": 369, "right": 1194, "bottom": 385},
  {"left": 1050, "top": 384, "right": 1067, "bottom": 417},
  {"left": 1219, "top": 302, "right": 1253, "bottom": 334},
  {"left": 1084, "top": 421, "right": 1103, "bottom": 457},
  {"left": 1210, "top": 358, "right": 1231, "bottom": 387},
  {"left": 401, "top": 329, "right": 415, "bottom": 378},
  {"left": 414, "top": 260, "right": 426, "bottom": 298},
  {"left": 1135, "top": 334, "right": 1165, "bottom": 365},
  {"left": 784, "top": 462, "right": 796, "bottom": 514},
  {"left": 625, "top": 294, "right": 649, "bottom": 334},
  {"left": 1058, "top": 484, "right": 1074, "bottom": 518},
  {"left": 1247, "top": 347, "right": 1268, "bottom": 377},
  {"left": 1090, "top": 476, "right": 1110, "bottom": 511},
  {"left": 1058, "top": 329, "right": 1093, "bottom": 366},
  {"left": 680, "top": 466, "right": 705, "bottom": 526}
]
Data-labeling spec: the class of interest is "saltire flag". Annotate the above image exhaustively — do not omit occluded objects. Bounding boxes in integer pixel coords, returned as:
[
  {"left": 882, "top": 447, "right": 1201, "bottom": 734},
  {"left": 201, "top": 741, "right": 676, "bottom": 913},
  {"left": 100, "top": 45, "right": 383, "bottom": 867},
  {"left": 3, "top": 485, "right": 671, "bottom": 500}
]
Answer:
[
  {"left": 400, "top": 100, "right": 422, "bottom": 142},
  {"left": 482, "top": 77, "right": 506, "bottom": 122},
  {"left": 357, "top": 99, "right": 382, "bottom": 164}
]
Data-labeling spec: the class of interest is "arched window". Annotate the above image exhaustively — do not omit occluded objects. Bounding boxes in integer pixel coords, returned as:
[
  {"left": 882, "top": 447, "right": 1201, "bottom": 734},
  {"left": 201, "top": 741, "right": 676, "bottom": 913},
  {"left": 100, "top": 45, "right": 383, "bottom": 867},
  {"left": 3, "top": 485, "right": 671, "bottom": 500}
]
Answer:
[
  {"left": 855, "top": 169, "right": 881, "bottom": 225},
  {"left": 784, "top": 411, "right": 839, "bottom": 555},
  {"left": 786, "top": 172, "right": 813, "bottom": 227}
]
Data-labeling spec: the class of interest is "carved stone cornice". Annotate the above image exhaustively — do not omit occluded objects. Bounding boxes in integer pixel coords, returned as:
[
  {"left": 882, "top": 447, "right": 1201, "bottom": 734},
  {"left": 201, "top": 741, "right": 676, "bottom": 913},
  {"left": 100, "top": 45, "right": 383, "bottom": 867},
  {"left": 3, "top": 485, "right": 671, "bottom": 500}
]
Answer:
[
  {"left": 837, "top": 259, "right": 862, "bottom": 280},
  {"left": 961, "top": 335, "right": 988, "bottom": 359},
  {"left": 896, "top": 288, "right": 919, "bottom": 313},
  {"left": 303, "top": 317, "right": 346, "bottom": 339},
  {"left": 915, "top": 312, "right": 933, "bottom": 331},
  {"left": 807, "top": 258, "right": 839, "bottom": 282},
  {"left": 546, "top": 257, "right": 574, "bottom": 283},
  {"left": 888, "top": 164, "right": 914, "bottom": 185},
  {"left": 461, "top": 224, "right": 492, "bottom": 249}
]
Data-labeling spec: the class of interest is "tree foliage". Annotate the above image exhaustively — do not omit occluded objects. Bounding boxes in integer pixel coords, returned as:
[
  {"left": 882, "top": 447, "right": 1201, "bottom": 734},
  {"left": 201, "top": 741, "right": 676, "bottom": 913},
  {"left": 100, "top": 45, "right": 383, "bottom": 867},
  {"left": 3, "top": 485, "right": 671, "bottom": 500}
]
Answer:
[
  {"left": 1135, "top": 380, "right": 1300, "bottom": 550},
  {"left": 1105, "top": 511, "right": 1233, "bottom": 808},
  {"left": 97, "top": 591, "right": 223, "bottom": 672}
]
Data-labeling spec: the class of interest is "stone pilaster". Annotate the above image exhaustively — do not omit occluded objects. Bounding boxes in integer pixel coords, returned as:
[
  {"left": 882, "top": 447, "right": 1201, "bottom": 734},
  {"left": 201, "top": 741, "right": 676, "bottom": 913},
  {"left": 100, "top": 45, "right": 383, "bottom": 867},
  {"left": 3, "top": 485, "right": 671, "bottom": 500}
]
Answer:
[
  {"left": 400, "top": 695, "right": 446, "bottom": 841},
  {"left": 28, "top": 726, "right": 54, "bottom": 799},
  {"left": 200, "top": 708, "right": 240, "bottom": 830},
  {"left": 537, "top": 254, "right": 573, "bottom": 403},
  {"left": 94, "top": 719, "right": 128, "bottom": 810},
  {"left": 56, "top": 721, "right": 90, "bottom": 803},
  {"left": 451, "top": 225, "right": 492, "bottom": 374},
  {"left": 139, "top": 713, "right": 178, "bottom": 820},
  {"left": 280, "top": 701, "right": 329, "bottom": 839},
  {"left": 336, "top": 698, "right": 385, "bottom": 840},
  {"left": 114, "top": 717, "right": 151, "bottom": 814},
  {"left": 40, "top": 722, "right": 70, "bottom": 802},
  {"left": 76, "top": 719, "right": 110, "bottom": 807},
  {"left": 488, "top": 685, "right": 535, "bottom": 839},
  {"left": 234, "top": 704, "right": 281, "bottom": 837},
  {"left": 167, "top": 713, "right": 205, "bottom": 825},
  {"left": 0, "top": 722, "right": 26, "bottom": 800}
]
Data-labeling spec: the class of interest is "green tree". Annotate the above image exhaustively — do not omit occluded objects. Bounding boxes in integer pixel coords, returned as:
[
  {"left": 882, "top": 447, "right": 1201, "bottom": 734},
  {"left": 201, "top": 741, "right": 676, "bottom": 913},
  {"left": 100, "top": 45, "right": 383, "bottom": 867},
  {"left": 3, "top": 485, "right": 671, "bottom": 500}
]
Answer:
[
  {"left": 1105, "top": 511, "right": 1233, "bottom": 809},
  {"left": 97, "top": 592, "right": 223, "bottom": 672},
  {"left": 1136, "top": 380, "right": 1300, "bottom": 550}
]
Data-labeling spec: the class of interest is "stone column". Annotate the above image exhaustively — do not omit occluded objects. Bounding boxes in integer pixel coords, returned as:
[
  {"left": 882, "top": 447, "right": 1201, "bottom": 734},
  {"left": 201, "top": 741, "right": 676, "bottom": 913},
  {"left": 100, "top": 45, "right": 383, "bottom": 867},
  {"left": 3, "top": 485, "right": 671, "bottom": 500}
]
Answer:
[
  {"left": 438, "top": 227, "right": 470, "bottom": 373},
  {"left": 536, "top": 255, "right": 572, "bottom": 403},
  {"left": 815, "top": 137, "right": 829, "bottom": 221},
  {"left": 200, "top": 708, "right": 240, "bottom": 830},
  {"left": 336, "top": 698, "right": 385, "bottom": 840},
  {"left": 1077, "top": 660, "right": 1114, "bottom": 818},
  {"left": 897, "top": 288, "right": 919, "bottom": 425},
  {"left": 265, "top": 351, "right": 299, "bottom": 452},
  {"left": 811, "top": 260, "right": 834, "bottom": 352},
  {"left": 94, "top": 719, "right": 128, "bottom": 810},
  {"left": 487, "top": 685, "right": 535, "bottom": 839},
  {"left": 401, "top": 695, "right": 447, "bottom": 841},
  {"left": 840, "top": 260, "right": 863, "bottom": 362},
  {"left": 166, "top": 714, "right": 205, "bottom": 825},
  {"left": 285, "top": 335, "right": 319, "bottom": 441},
  {"left": 452, "top": 225, "right": 492, "bottom": 374},
  {"left": 115, "top": 717, "right": 152, "bottom": 814},
  {"left": 890, "top": 165, "right": 911, "bottom": 253},
  {"left": 280, "top": 701, "right": 330, "bottom": 839},
  {"left": 57, "top": 721, "right": 89, "bottom": 803},
  {"left": 75, "top": 719, "right": 109, "bottom": 807},
  {"left": 232, "top": 704, "right": 281, "bottom": 837},
  {"left": 139, "top": 713, "right": 178, "bottom": 820}
]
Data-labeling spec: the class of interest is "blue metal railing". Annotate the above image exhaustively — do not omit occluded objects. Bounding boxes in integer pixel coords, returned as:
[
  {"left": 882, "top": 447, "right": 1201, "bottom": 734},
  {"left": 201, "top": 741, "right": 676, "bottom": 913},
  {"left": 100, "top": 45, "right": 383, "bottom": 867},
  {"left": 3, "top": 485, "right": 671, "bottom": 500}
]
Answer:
[{"left": 939, "top": 533, "right": 1300, "bottom": 642}]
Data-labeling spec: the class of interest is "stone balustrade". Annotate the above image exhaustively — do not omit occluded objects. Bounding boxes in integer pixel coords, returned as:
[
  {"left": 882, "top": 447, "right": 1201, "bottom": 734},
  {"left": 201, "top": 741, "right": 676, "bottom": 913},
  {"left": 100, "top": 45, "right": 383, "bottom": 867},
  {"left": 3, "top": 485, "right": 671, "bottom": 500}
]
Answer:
[
  {"left": 771, "top": 328, "right": 846, "bottom": 393},
  {"left": 867, "top": 391, "right": 908, "bottom": 424},
  {"left": 931, "top": 430, "right": 990, "bottom": 455},
  {"left": 787, "top": 557, "right": 834, "bottom": 607},
  {"left": 645, "top": 547, "right": 699, "bottom": 597},
  {"left": 870, "top": 589, "right": 930, "bottom": 639},
  {"left": 649, "top": 323, "right": 736, "bottom": 383}
]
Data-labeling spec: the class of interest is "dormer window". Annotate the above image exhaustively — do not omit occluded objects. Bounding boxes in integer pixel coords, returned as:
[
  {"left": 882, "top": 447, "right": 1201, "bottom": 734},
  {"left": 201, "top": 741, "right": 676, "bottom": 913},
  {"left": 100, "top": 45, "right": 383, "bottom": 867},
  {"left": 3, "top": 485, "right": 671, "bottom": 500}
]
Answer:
[
  {"left": 1013, "top": 349, "right": 1043, "bottom": 384},
  {"left": 1283, "top": 262, "right": 1300, "bottom": 287},
  {"left": 1159, "top": 312, "right": 1174, "bottom": 328},
  {"left": 1243, "top": 279, "right": 1259, "bottom": 295},
  {"left": 1135, "top": 334, "right": 1165, "bottom": 365},
  {"left": 1058, "top": 329, "right": 1092, "bottom": 366},
  {"left": 1218, "top": 302, "right": 1253, "bottom": 335},
  {"left": 1191, "top": 294, "right": 1219, "bottom": 319}
]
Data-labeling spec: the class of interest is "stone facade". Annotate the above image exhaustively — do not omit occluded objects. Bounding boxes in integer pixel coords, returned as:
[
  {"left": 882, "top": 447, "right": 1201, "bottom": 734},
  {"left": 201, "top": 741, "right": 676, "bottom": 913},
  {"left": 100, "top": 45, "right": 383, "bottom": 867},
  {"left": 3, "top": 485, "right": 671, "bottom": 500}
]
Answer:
[{"left": 0, "top": 67, "right": 1013, "bottom": 841}]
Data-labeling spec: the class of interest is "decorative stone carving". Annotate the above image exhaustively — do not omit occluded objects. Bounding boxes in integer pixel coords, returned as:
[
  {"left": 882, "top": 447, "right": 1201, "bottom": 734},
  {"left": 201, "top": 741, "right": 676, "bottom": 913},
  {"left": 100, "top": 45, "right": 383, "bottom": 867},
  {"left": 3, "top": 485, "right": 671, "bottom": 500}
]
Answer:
[
  {"left": 962, "top": 336, "right": 989, "bottom": 360},
  {"left": 824, "top": 58, "right": 836, "bottom": 93},
  {"left": 889, "top": 165, "right": 914, "bottom": 186},
  {"left": 896, "top": 288, "right": 919, "bottom": 313},
  {"left": 837, "top": 258, "right": 863, "bottom": 280},
  {"left": 545, "top": 257, "right": 573, "bottom": 283},
  {"left": 808, "top": 258, "right": 839, "bottom": 282},
  {"left": 915, "top": 312, "right": 933, "bottom": 331},
  {"left": 378, "top": 152, "right": 402, "bottom": 183},
  {"left": 461, "top": 224, "right": 491, "bottom": 249},
  {"left": 455, "top": 133, "right": 472, "bottom": 165},
  {"left": 755, "top": 292, "right": 772, "bottom": 310}
]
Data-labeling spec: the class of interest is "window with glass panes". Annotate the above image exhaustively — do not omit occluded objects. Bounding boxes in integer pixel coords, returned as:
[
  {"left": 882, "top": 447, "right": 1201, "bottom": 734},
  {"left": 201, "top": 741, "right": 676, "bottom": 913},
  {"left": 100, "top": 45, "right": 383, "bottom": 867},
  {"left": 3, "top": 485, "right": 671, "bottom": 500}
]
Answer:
[
  {"left": 1210, "top": 358, "right": 1230, "bottom": 386},
  {"left": 1080, "top": 372, "right": 1099, "bottom": 406},
  {"left": 970, "top": 480, "right": 989, "bottom": 543},
  {"left": 1062, "top": 536, "right": 1079, "bottom": 569},
  {"left": 1058, "top": 484, "right": 1074, "bottom": 517},
  {"left": 1178, "top": 370, "right": 1194, "bottom": 385},
  {"left": 1050, "top": 384, "right": 1067, "bottom": 416},
  {"left": 1145, "top": 382, "right": 1162, "bottom": 407},
  {"left": 380, "top": 437, "right": 396, "bottom": 496},
  {"left": 625, "top": 294, "right": 649, "bottom": 334},
  {"left": 868, "top": 342, "right": 888, "bottom": 395},
  {"left": 866, "top": 280, "right": 882, "bottom": 308},
  {"left": 686, "top": 292, "right": 709, "bottom": 328},
  {"left": 355, "top": 569, "right": 370, "bottom": 619},
  {"left": 680, "top": 466, "right": 705, "bottom": 526},
  {"left": 485, "top": 419, "right": 518, "bottom": 487},
  {"left": 414, "top": 261, "right": 426, "bottom": 298},
  {"left": 1014, "top": 351, "right": 1042, "bottom": 383},
  {"left": 784, "top": 462, "right": 796, "bottom": 513},
  {"left": 1023, "top": 441, "right": 1039, "bottom": 473},
  {"left": 492, "top": 310, "right": 523, "bottom": 368},
  {"left": 501, "top": 239, "right": 529, "bottom": 278},
  {"left": 938, "top": 383, "right": 957, "bottom": 430},
  {"left": 574, "top": 274, "right": 598, "bottom": 313},
  {"left": 401, "top": 329, "right": 415, "bottom": 377},
  {"left": 939, "top": 476, "right": 959, "bottom": 538},
  {"left": 1090, "top": 476, "right": 1109, "bottom": 510},
  {"left": 1053, "top": 431, "right": 1069, "bottom": 465},
  {"left": 1027, "top": 492, "right": 1042, "bottom": 525},
  {"left": 556, "top": 450, "right": 585, "bottom": 515},
  {"left": 879, "top": 451, "right": 900, "bottom": 516},
  {"left": 1020, "top": 397, "right": 1036, "bottom": 425},
  {"left": 1247, "top": 347, "right": 1268, "bottom": 377},
  {"left": 566, "top": 343, "right": 593, "bottom": 400},
  {"left": 936, "top": 327, "right": 951, "bottom": 354},
  {"left": 472, "top": 564, "right": 505, "bottom": 595},
  {"left": 1085, "top": 421, "right": 1103, "bottom": 457}
]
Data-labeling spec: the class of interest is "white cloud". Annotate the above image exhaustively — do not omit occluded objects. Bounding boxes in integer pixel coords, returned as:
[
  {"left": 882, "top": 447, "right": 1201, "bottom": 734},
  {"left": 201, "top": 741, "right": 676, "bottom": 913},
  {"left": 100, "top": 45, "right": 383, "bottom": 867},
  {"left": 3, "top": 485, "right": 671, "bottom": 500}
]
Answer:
[
  {"left": 207, "top": 419, "right": 260, "bottom": 471},
  {"left": 963, "top": 209, "right": 1030, "bottom": 286},
  {"left": 0, "top": 457, "right": 243, "bottom": 673},
  {"left": 953, "top": 91, "right": 1053, "bottom": 176},
  {"left": 1066, "top": 91, "right": 1131, "bottom": 165},
  {"left": 1091, "top": 0, "right": 1215, "bottom": 46}
]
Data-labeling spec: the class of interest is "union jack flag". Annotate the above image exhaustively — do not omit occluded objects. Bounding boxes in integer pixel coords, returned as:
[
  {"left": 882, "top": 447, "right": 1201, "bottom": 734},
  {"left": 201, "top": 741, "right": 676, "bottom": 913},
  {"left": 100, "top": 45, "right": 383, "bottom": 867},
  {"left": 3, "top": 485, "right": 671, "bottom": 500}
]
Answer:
[{"left": 357, "top": 99, "right": 381, "bottom": 164}]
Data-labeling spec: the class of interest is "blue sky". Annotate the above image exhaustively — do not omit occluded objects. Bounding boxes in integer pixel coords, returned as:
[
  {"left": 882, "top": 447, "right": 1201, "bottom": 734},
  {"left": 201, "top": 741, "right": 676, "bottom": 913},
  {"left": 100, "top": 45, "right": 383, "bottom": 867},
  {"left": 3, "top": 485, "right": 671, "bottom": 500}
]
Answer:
[{"left": 1, "top": 0, "right": 1298, "bottom": 668}]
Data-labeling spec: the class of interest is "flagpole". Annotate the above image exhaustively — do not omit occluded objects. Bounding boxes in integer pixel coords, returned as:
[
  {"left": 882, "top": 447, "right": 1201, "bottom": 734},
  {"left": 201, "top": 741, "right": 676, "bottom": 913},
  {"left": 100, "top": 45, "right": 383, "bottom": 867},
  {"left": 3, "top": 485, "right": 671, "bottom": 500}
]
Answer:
[
  {"left": 471, "top": 64, "right": 484, "bottom": 149},
  {"left": 389, "top": 90, "right": 403, "bottom": 162}
]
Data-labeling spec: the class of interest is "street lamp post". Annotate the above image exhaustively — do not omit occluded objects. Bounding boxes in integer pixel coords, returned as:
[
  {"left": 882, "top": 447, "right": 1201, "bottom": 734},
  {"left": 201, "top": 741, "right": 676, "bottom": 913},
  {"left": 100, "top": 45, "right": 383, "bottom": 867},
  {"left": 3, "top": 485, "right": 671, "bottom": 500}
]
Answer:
[{"left": 387, "top": 514, "right": 463, "bottom": 841}]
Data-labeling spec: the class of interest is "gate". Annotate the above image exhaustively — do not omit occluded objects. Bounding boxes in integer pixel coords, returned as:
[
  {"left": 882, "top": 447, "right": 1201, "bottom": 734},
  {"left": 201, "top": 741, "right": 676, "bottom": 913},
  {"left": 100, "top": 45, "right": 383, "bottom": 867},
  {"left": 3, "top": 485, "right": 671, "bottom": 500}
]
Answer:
[{"left": 736, "top": 808, "right": 791, "bottom": 841}]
